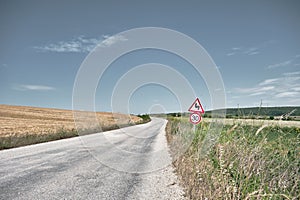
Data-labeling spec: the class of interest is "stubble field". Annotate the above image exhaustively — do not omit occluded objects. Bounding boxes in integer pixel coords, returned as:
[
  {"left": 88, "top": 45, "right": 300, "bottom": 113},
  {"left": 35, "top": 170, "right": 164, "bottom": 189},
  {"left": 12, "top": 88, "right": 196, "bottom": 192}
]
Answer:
[{"left": 0, "top": 104, "right": 142, "bottom": 149}]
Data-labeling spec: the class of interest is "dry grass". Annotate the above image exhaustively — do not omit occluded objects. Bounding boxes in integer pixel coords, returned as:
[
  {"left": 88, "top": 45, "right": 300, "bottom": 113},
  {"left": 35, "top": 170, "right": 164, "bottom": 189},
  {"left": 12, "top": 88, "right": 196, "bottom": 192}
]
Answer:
[
  {"left": 166, "top": 117, "right": 300, "bottom": 200},
  {"left": 0, "top": 104, "right": 142, "bottom": 149}
]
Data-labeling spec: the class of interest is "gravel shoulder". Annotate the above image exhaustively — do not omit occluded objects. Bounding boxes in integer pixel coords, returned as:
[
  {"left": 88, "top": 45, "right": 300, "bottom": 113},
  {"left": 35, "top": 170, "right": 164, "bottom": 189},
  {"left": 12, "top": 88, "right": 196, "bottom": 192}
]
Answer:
[{"left": 128, "top": 119, "right": 186, "bottom": 199}]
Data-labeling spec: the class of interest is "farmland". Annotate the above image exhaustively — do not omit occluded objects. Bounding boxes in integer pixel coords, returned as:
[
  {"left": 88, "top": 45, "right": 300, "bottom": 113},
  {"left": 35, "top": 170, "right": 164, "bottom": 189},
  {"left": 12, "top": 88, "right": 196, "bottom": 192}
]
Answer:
[
  {"left": 0, "top": 104, "right": 143, "bottom": 149},
  {"left": 204, "top": 106, "right": 300, "bottom": 121},
  {"left": 204, "top": 117, "right": 300, "bottom": 128}
]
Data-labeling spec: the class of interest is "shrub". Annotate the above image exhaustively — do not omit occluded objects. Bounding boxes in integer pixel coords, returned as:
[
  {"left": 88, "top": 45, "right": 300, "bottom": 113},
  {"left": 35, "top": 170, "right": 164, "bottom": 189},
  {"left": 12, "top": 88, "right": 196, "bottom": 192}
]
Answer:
[{"left": 137, "top": 114, "right": 151, "bottom": 123}]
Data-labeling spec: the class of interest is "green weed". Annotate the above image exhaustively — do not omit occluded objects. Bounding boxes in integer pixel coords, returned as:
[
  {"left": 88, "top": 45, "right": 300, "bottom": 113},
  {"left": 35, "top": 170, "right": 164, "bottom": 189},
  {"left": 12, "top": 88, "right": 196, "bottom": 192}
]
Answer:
[{"left": 166, "top": 118, "right": 299, "bottom": 200}]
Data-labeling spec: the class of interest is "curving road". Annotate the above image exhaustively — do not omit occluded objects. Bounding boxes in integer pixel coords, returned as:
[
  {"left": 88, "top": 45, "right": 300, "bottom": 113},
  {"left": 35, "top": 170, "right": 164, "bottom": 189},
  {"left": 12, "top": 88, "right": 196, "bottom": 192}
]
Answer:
[{"left": 0, "top": 118, "right": 185, "bottom": 200}]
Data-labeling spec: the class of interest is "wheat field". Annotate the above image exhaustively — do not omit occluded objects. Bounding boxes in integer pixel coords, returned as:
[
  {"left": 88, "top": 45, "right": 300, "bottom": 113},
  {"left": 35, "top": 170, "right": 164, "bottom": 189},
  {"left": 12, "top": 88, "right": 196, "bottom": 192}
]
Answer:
[{"left": 0, "top": 104, "right": 142, "bottom": 138}]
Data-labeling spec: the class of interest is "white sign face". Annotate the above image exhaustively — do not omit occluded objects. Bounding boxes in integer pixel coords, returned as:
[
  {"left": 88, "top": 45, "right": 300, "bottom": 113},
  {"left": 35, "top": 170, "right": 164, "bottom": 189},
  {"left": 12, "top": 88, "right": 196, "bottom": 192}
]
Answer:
[
  {"left": 188, "top": 98, "right": 204, "bottom": 113},
  {"left": 190, "top": 112, "right": 202, "bottom": 124}
]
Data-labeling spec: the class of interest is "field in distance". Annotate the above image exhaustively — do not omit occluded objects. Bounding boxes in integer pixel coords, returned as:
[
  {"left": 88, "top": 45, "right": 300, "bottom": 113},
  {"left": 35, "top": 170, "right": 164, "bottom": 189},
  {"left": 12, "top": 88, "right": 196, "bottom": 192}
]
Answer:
[{"left": 0, "top": 104, "right": 143, "bottom": 149}]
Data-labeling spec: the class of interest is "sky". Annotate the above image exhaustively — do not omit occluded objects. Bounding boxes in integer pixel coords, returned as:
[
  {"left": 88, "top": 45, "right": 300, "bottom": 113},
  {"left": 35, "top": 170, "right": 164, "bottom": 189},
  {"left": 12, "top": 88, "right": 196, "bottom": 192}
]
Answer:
[{"left": 0, "top": 0, "right": 300, "bottom": 114}]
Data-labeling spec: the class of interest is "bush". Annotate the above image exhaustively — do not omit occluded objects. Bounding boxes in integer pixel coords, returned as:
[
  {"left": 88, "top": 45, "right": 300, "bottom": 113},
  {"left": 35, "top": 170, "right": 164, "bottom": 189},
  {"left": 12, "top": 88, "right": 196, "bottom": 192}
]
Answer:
[{"left": 137, "top": 114, "right": 151, "bottom": 123}]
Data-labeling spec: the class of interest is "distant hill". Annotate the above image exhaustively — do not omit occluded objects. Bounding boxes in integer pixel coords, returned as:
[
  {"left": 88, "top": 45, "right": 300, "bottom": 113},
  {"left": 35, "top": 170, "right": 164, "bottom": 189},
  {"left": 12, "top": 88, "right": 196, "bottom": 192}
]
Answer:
[
  {"left": 205, "top": 106, "right": 300, "bottom": 118},
  {"left": 159, "top": 106, "right": 300, "bottom": 120}
]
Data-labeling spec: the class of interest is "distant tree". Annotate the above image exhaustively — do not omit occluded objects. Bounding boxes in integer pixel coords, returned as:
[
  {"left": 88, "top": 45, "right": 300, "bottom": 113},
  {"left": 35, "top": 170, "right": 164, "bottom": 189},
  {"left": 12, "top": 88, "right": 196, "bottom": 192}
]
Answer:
[{"left": 137, "top": 114, "right": 151, "bottom": 122}]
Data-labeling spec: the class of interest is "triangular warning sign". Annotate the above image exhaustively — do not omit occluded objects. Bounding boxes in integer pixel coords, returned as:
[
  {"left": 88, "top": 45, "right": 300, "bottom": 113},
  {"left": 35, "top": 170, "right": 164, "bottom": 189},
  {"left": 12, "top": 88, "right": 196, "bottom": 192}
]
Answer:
[{"left": 188, "top": 98, "right": 205, "bottom": 113}]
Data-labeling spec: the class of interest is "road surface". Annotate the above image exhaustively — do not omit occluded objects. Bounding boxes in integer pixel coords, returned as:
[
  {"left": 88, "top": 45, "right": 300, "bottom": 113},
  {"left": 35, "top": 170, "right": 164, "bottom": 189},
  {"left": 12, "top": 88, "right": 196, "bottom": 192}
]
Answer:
[{"left": 0, "top": 118, "right": 185, "bottom": 200}]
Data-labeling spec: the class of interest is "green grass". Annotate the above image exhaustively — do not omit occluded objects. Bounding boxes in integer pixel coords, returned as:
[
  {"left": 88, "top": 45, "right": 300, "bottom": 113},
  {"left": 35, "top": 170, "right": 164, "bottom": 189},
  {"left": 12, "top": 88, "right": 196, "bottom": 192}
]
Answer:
[
  {"left": 137, "top": 114, "right": 151, "bottom": 123},
  {"left": 166, "top": 117, "right": 300, "bottom": 200}
]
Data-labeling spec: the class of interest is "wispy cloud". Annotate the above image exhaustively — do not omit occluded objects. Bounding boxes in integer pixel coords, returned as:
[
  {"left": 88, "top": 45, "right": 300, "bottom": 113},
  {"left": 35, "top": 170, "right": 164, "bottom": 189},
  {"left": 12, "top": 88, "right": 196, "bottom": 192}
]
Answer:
[
  {"left": 267, "top": 59, "right": 293, "bottom": 69},
  {"left": 235, "top": 86, "right": 274, "bottom": 96},
  {"left": 100, "top": 35, "right": 127, "bottom": 47},
  {"left": 226, "top": 40, "right": 276, "bottom": 57},
  {"left": 226, "top": 47, "right": 241, "bottom": 56},
  {"left": 34, "top": 35, "right": 127, "bottom": 53},
  {"left": 293, "top": 87, "right": 300, "bottom": 91},
  {"left": 227, "top": 46, "right": 260, "bottom": 56},
  {"left": 247, "top": 51, "right": 259, "bottom": 55},
  {"left": 267, "top": 54, "right": 300, "bottom": 69},
  {"left": 275, "top": 92, "right": 299, "bottom": 98},
  {"left": 243, "top": 47, "right": 259, "bottom": 55},
  {"left": 233, "top": 72, "right": 300, "bottom": 101},
  {"left": 259, "top": 78, "right": 279, "bottom": 86},
  {"left": 34, "top": 36, "right": 99, "bottom": 53},
  {"left": 283, "top": 71, "right": 300, "bottom": 76},
  {"left": 249, "top": 91, "right": 266, "bottom": 96},
  {"left": 226, "top": 52, "right": 235, "bottom": 56},
  {"left": 13, "top": 84, "right": 55, "bottom": 91}
]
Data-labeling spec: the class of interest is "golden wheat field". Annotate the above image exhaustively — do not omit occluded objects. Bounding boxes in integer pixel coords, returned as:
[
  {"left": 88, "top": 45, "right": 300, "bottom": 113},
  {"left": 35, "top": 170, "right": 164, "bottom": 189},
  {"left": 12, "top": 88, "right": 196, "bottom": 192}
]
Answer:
[{"left": 0, "top": 104, "right": 142, "bottom": 137}]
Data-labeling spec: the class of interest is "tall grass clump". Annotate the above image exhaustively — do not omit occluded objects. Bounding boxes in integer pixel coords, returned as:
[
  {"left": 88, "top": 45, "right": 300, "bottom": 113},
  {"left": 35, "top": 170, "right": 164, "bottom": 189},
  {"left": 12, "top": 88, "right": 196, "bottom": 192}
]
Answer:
[{"left": 166, "top": 118, "right": 299, "bottom": 200}]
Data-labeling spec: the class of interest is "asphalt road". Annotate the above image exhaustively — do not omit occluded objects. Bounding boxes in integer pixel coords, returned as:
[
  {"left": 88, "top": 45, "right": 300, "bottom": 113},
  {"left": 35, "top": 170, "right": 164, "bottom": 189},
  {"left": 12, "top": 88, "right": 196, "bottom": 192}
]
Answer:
[{"left": 0, "top": 118, "right": 185, "bottom": 200}]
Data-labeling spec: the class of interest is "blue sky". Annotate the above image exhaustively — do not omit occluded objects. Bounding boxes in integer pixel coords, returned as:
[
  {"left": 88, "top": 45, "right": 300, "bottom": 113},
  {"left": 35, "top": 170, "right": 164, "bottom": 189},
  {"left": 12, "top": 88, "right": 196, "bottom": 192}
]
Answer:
[{"left": 1, "top": 0, "right": 300, "bottom": 114}]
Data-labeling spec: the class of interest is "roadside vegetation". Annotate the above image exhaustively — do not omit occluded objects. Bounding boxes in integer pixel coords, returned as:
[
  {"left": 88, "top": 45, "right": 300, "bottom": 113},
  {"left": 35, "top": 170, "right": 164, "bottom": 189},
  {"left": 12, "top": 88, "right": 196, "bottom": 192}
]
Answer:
[
  {"left": 166, "top": 117, "right": 299, "bottom": 200},
  {"left": 137, "top": 114, "right": 151, "bottom": 123},
  {"left": 0, "top": 128, "right": 78, "bottom": 150}
]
